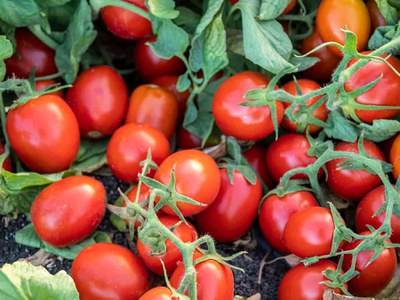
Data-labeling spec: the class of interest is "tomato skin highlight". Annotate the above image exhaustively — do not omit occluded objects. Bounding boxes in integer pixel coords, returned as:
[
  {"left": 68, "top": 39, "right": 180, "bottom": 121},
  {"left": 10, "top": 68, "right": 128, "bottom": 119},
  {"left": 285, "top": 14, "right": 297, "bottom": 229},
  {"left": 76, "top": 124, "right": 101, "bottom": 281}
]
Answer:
[
  {"left": 125, "top": 84, "right": 179, "bottom": 139},
  {"left": 259, "top": 191, "right": 318, "bottom": 253},
  {"left": 107, "top": 123, "right": 170, "bottom": 184},
  {"left": 100, "top": 0, "right": 152, "bottom": 40},
  {"left": 194, "top": 168, "right": 262, "bottom": 242},
  {"left": 31, "top": 176, "right": 106, "bottom": 247},
  {"left": 326, "top": 139, "right": 385, "bottom": 201},
  {"left": 6, "top": 94, "right": 80, "bottom": 174},
  {"left": 212, "top": 71, "right": 283, "bottom": 141},
  {"left": 5, "top": 29, "right": 57, "bottom": 78},
  {"left": 139, "top": 287, "right": 175, "bottom": 300},
  {"left": 316, "top": 0, "right": 371, "bottom": 56},
  {"left": 66, "top": 65, "right": 129, "bottom": 139},
  {"left": 71, "top": 242, "right": 150, "bottom": 300},
  {"left": 0, "top": 143, "right": 12, "bottom": 172},
  {"left": 154, "top": 149, "right": 221, "bottom": 217}
]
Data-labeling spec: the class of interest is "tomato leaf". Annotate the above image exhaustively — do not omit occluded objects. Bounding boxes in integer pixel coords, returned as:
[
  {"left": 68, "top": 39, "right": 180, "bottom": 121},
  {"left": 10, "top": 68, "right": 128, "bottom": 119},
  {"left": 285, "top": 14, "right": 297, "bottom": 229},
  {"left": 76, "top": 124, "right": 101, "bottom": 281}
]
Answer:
[
  {"left": 324, "top": 110, "right": 358, "bottom": 142},
  {"left": 0, "top": 261, "right": 79, "bottom": 300},
  {"left": 376, "top": 0, "right": 399, "bottom": 25},
  {"left": 148, "top": 0, "right": 179, "bottom": 19},
  {"left": 258, "top": 0, "right": 290, "bottom": 20},
  {"left": 358, "top": 119, "right": 400, "bottom": 142},
  {"left": 175, "top": 6, "right": 202, "bottom": 34},
  {"left": 0, "top": 0, "right": 41, "bottom": 27},
  {"left": 15, "top": 224, "right": 111, "bottom": 260},
  {"left": 0, "top": 35, "right": 13, "bottom": 81},
  {"left": 55, "top": 0, "right": 97, "bottom": 83},
  {"left": 72, "top": 138, "right": 109, "bottom": 172},
  {"left": 368, "top": 24, "right": 400, "bottom": 53},
  {"left": 289, "top": 53, "right": 320, "bottom": 72}
]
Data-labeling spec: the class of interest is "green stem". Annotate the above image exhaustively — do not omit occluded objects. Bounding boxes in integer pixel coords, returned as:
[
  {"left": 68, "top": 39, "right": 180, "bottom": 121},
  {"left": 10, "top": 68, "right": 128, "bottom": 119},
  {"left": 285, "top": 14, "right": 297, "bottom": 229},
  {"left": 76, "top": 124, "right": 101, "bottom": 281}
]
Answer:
[{"left": 28, "top": 25, "right": 58, "bottom": 49}]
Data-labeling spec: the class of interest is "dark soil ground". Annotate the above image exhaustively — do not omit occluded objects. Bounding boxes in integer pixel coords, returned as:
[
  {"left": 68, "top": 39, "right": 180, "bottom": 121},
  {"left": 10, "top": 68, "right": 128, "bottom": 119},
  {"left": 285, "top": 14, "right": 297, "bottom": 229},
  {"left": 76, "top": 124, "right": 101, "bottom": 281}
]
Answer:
[{"left": 0, "top": 175, "right": 289, "bottom": 299}]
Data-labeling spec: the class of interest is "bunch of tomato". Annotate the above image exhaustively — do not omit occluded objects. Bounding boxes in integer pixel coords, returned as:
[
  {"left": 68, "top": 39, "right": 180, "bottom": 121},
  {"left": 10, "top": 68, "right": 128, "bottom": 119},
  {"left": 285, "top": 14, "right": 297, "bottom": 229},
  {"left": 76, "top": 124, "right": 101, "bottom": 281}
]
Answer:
[{"left": 1, "top": 0, "right": 400, "bottom": 299}]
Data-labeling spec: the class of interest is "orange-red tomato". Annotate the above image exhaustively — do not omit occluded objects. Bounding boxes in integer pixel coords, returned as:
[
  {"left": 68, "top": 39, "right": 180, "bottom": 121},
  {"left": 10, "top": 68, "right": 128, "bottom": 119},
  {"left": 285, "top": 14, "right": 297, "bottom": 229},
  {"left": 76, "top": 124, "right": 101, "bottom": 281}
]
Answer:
[
  {"left": 390, "top": 133, "right": 400, "bottom": 180},
  {"left": 366, "top": 0, "right": 387, "bottom": 32},
  {"left": 139, "top": 287, "right": 175, "bottom": 300}
]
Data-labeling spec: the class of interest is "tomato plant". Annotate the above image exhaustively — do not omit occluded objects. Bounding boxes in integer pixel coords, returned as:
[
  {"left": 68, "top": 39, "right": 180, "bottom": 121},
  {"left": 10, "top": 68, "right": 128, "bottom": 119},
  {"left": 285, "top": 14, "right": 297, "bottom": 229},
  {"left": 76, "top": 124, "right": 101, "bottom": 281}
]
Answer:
[
  {"left": 242, "top": 144, "right": 274, "bottom": 189},
  {"left": 34, "top": 79, "right": 64, "bottom": 98},
  {"left": 6, "top": 94, "right": 80, "bottom": 173},
  {"left": 0, "top": 142, "right": 12, "bottom": 171},
  {"left": 71, "top": 242, "right": 150, "bottom": 300}
]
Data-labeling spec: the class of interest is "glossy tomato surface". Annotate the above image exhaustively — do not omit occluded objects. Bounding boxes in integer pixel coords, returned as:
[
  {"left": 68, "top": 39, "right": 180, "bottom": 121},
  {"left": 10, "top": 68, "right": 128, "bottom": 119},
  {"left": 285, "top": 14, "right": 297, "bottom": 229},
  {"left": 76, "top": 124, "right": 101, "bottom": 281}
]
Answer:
[
  {"left": 107, "top": 123, "right": 170, "bottom": 183},
  {"left": 31, "top": 176, "right": 106, "bottom": 247},
  {"left": 316, "top": 0, "right": 371, "bottom": 56},
  {"left": 212, "top": 71, "right": 283, "bottom": 141},
  {"left": 66, "top": 65, "right": 129, "bottom": 139},
  {"left": 126, "top": 84, "right": 179, "bottom": 139},
  {"left": 259, "top": 191, "right": 318, "bottom": 253},
  {"left": 6, "top": 94, "right": 80, "bottom": 173},
  {"left": 326, "top": 139, "right": 385, "bottom": 201},
  {"left": 5, "top": 28, "right": 57, "bottom": 78},
  {"left": 71, "top": 242, "right": 150, "bottom": 300},
  {"left": 154, "top": 149, "right": 221, "bottom": 217},
  {"left": 139, "top": 287, "right": 174, "bottom": 300},
  {"left": 0, "top": 142, "right": 12, "bottom": 172},
  {"left": 100, "top": 0, "right": 152, "bottom": 40},
  {"left": 194, "top": 168, "right": 262, "bottom": 242}
]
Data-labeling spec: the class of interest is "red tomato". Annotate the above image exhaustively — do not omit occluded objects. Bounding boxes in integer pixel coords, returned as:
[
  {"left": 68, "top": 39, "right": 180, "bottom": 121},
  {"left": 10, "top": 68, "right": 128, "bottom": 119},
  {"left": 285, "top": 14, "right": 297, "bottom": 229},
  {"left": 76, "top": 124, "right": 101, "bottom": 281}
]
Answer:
[
  {"left": 390, "top": 133, "right": 400, "bottom": 179},
  {"left": 283, "top": 206, "right": 341, "bottom": 258},
  {"left": 265, "top": 133, "right": 320, "bottom": 182},
  {"left": 66, "top": 65, "right": 129, "bottom": 139},
  {"left": 6, "top": 94, "right": 80, "bottom": 173},
  {"left": 5, "top": 29, "right": 57, "bottom": 78},
  {"left": 326, "top": 139, "right": 385, "bottom": 201},
  {"left": 154, "top": 149, "right": 221, "bottom": 217},
  {"left": 177, "top": 125, "right": 202, "bottom": 149},
  {"left": 170, "top": 252, "right": 234, "bottom": 300},
  {"left": 212, "top": 71, "right": 284, "bottom": 141},
  {"left": 281, "top": 79, "right": 328, "bottom": 134},
  {"left": 71, "top": 243, "right": 150, "bottom": 300},
  {"left": 278, "top": 260, "right": 345, "bottom": 300},
  {"left": 137, "top": 216, "right": 198, "bottom": 275},
  {"left": 281, "top": 0, "right": 297, "bottom": 15},
  {"left": 344, "top": 53, "right": 400, "bottom": 123},
  {"left": 301, "top": 28, "right": 341, "bottom": 83},
  {"left": 194, "top": 168, "right": 262, "bottom": 242},
  {"left": 366, "top": 0, "right": 387, "bottom": 32},
  {"left": 125, "top": 84, "right": 179, "bottom": 139},
  {"left": 107, "top": 123, "right": 170, "bottom": 184},
  {"left": 0, "top": 143, "right": 12, "bottom": 172},
  {"left": 31, "top": 176, "right": 106, "bottom": 247},
  {"left": 242, "top": 144, "right": 275, "bottom": 189},
  {"left": 316, "top": 0, "right": 371, "bottom": 56},
  {"left": 356, "top": 185, "right": 400, "bottom": 243},
  {"left": 34, "top": 79, "right": 64, "bottom": 98},
  {"left": 342, "top": 232, "right": 397, "bottom": 297},
  {"left": 139, "top": 287, "right": 175, "bottom": 300},
  {"left": 100, "top": 0, "right": 152, "bottom": 40},
  {"left": 259, "top": 191, "right": 318, "bottom": 253},
  {"left": 134, "top": 36, "right": 186, "bottom": 82}
]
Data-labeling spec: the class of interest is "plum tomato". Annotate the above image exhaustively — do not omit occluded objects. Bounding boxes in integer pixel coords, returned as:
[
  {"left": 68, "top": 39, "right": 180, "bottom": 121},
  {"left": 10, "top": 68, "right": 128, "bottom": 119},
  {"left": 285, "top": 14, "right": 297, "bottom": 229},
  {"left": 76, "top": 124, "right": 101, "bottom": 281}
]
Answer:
[
  {"left": 71, "top": 242, "right": 150, "bottom": 300},
  {"left": 34, "top": 79, "right": 64, "bottom": 98},
  {"left": 177, "top": 125, "right": 202, "bottom": 149},
  {"left": 100, "top": 0, "right": 152, "bottom": 40},
  {"left": 194, "top": 167, "right": 262, "bottom": 242},
  {"left": 259, "top": 191, "right": 318, "bottom": 253},
  {"left": 6, "top": 94, "right": 80, "bottom": 174},
  {"left": 390, "top": 133, "right": 400, "bottom": 180},
  {"left": 139, "top": 287, "right": 174, "bottom": 300},
  {"left": 326, "top": 139, "right": 385, "bottom": 201},
  {"left": 0, "top": 142, "right": 12, "bottom": 172},
  {"left": 107, "top": 123, "right": 170, "bottom": 184},
  {"left": 66, "top": 65, "right": 129, "bottom": 139},
  {"left": 212, "top": 71, "right": 284, "bottom": 141},
  {"left": 154, "top": 149, "right": 221, "bottom": 217},
  {"left": 31, "top": 176, "right": 106, "bottom": 247}
]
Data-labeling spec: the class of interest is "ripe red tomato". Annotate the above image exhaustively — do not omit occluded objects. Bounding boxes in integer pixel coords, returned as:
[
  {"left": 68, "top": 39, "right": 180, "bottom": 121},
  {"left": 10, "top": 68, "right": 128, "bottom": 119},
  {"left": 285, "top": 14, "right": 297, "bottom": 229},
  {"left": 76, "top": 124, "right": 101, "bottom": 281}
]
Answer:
[
  {"left": 137, "top": 216, "right": 198, "bottom": 275},
  {"left": 259, "top": 191, "right": 318, "bottom": 253},
  {"left": 283, "top": 206, "right": 341, "bottom": 258},
  {"left": 316, "top": 0, "right": 371, "bottom": 56},
  {"left": 282, "top": 0, "right": 297, "bottom": 15},
  {"left": 100, "top": 0, "right": 152, "bottom": 40},
  {"left": 265, "top": 133, "right": 320, "bottom": 182},
  {"left": 139, "top": 287, "right": 174, "bottom": 300},
  {"left": 356, "top": 185, "right": 400, "bottom": 243},
  {"left": 242, "top": 144, "right": 275, "bottom": 189},
  {"left": 278, "top": 260, "right": 345, "bottom": 300},
  {"left": 134, "top": 36, "right": 186, "bottom": 82},
  {"left": 326, "top": 139, "right": 385, "bottom": 201},
  {"left": 34, "top": 79, "right": 64, "bottom": 98},
  {"left": 212, "top": 71, "right": 284, "bottom": 141},
  {"left": 154, "top": 149, "right": 221, "bottom": 217},
  {"left": 5, "top": 29, "right": 57, "bottom": 78},
  {"left": 366, "top": 0, "right": 387, "bottom": 32},
  {"left": 342, "top": 232, "right": 397, "bottom": 297},
  {"left": 71, "top": 242, "right": 150, "bottom": 300},
  {"left": 107, "top": 123, "right": 170, "bottom": 184},
  {"left": 301, "top": 27, "right": 341, "bottom": 83},
  {"left": 31, "top": 176, "right": 106, "bottom": 247},
  {"left": 170, "top": 252, "right": 234, "bottom": 300},
  {"left": 194, "top": 168, "right": 262, "bottom": 242},
  {"left": 6, "top": 94, "right": 80, "bottom": 173},
  {"left": 0, "top": 142, "right": 12, "bottom": 172},
  {"left": 390, "top": 133, "right": 400, "bottom": 179},
  {"left": 177, "top": 125, "right": 202, "bottom": 149},
  {"left": 281, "top": 79, "right": 328, "bottom": 134},
  {"left": 66, "top": 65, "right": 129, "bottom": 139},
  {"left": 125, "top": 84, "right": 179, "bottom": 139},
  {"left": 344, "top": 53, "right": 400, "bottom": 123}
]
